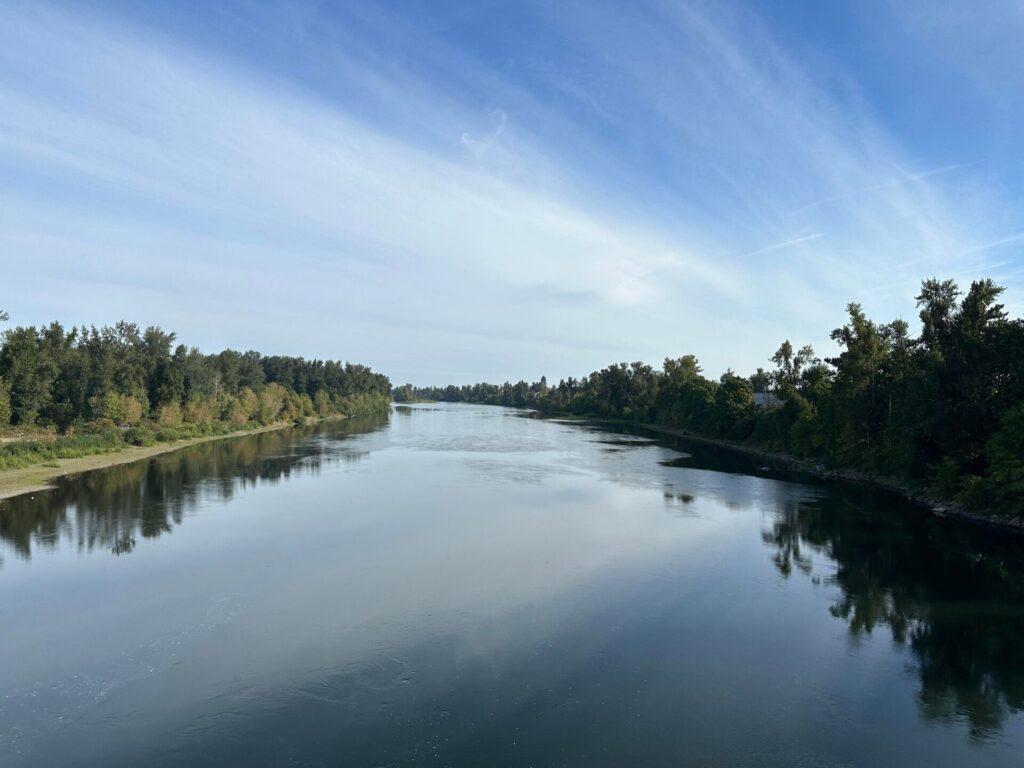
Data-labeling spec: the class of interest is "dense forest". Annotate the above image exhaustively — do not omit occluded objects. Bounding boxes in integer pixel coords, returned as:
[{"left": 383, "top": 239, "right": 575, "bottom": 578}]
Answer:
[
  {"left": 398, "top": 278, "right": 1024, "bottom": 516},
  {"left": 0, "top": 312, "right": 391, "bottom": 468}
]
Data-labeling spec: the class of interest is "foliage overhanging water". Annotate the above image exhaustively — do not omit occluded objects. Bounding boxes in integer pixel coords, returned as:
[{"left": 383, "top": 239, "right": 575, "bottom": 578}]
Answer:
[{"left": 1, "top": 403, "right": 1022, "bottom": 766}]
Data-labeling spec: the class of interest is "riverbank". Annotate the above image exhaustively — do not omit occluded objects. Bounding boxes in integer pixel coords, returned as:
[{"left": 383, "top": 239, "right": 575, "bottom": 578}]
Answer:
[
  {"left": 449, "top": 404, "right": 1024, "bottom": 535},
  {"left": 0, "top": 420, "right": 309, "bottom": 502},
  {"left": 638, "top": 422, "right": 1024, "bottom": 536}
]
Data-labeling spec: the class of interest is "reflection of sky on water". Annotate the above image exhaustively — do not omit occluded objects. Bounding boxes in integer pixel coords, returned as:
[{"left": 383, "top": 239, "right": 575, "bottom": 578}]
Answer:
[{"left": 1, "top": 403, "right": 1022, "bottom": 766}]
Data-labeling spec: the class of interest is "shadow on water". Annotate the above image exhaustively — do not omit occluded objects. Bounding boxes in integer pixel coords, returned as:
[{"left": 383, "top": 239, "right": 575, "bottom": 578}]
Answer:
[
  {"left": 0, "top": 416, "right": 388, "bottom": 565},
  {"left": 550, "top": 416, "right": 782, "bottom": 475},
  {"left": 760, "top": 491, "right": 1024, "bottom": 741},
  {"left": 4, "top": 404, "right": 1024, "bottom": 758},
  {"left": 539, "top": 414, "right": 1024, "bottom": 742}
]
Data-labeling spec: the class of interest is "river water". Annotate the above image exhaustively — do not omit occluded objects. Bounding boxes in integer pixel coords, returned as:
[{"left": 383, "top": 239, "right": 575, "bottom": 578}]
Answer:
[{"left": 1, "top": 403, "right": 1022, "bottom": 766}]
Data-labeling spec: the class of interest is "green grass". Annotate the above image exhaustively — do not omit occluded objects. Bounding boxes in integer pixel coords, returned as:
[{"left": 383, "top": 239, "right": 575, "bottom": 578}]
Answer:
[
  {"left": 0, "top": 421, "right": 262, "bottom": 470},
  {"left": 0, "top": 396, "right": 392, "bottom": 472},
  {"left": 0, "top": 429, "right": 125, "bottom": 470}
]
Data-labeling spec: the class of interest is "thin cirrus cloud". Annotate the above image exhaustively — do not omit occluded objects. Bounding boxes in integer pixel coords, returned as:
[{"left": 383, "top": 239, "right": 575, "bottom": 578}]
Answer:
[{"left": 0, "top": 0, "right": 1021, "bottom": 385}]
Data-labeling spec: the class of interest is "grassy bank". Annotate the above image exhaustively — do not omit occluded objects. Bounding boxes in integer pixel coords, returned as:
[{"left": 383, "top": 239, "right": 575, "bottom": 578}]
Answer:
[
  {"left": 0, "top": 392, "right": 392, "bottom": 472},
  {"left": 0, "top": 420, "right": 311, "bottom": 501},
  {"left": 0, "top": 421, "right": 252, "bottom": 471}
]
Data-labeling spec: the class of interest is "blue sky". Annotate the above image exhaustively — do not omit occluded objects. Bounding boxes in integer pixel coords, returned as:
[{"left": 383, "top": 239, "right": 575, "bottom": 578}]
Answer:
[{"left": 2, "top": 0, "right": 1022, "bottom": 385}]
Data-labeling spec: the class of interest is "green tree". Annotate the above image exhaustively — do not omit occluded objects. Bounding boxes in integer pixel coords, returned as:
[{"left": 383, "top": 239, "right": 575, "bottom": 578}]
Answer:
[
  {"left": 393, "top": 383, "right": 415, "bottom": 403},
  {"left": 0, "top": 326, "right": 57, "bottom": 425},
  {"left": 714, "top": 372, "right": 753, "bottom": 436},
  {"left": 828, "top": 304, "right": 891, "bottom": 466},
  {"left": 987, "top": 404, "right": 1024, "bottom": 510},
  {"left": 0, "top": 377, "right": 11, "bottom": 425},
  {"left": 93, "top": 391, "right": 144, "bottom": 426},
  {"left": 770, "top": 341, "right": 818, "bottom": 394}
]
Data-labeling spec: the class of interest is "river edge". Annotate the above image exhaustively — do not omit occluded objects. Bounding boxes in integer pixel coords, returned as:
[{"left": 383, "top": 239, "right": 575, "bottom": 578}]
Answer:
[
  {"left": 536, "top": 410, "right": 1022, "bottom": 535},
  {"left": 633, "top": 422, "right": 1024, "bottom": 536},
  {"left": 5, "top": 404, "right": 1019, "bottom": 536},
  {"left": 0, "top": 417, "right": 341, "bottom": 502}
]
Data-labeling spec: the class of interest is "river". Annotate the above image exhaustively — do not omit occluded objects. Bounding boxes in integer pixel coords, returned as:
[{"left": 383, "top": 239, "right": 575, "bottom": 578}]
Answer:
[{"left": 1, "top": 403, "right": 1022, "bottom": 766}]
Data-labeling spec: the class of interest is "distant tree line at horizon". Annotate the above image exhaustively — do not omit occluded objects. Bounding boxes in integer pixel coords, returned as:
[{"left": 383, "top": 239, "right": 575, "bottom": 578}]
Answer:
[
  {"left": 397, "top": 278, "right": 1024, "bottom": 516},
  {"left": 0, "top": 316, "right": 391, "bottom": 465}
]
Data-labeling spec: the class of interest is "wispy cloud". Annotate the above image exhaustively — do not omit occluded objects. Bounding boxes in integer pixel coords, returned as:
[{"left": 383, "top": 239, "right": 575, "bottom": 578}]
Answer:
[
  {"left": 460, "top": 109, "right": 508, "bottom": 159},
  {"left": 0, "top": 4, "right": 729, "bottom": 380},
  {"left": 0, "top": 1, "right": 1020, "bottom": 383},
  {"left": 788, "top": 161, "right": 981, "bottom": 215},
  {"left": 961, "top": 231, "right": 1024, "bottom": 255},
  {"left": 735, "top": 234, "right": 824, "bottom": 260}
]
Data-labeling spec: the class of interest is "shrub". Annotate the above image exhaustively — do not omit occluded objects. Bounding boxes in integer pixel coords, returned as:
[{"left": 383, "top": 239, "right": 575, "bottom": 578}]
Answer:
[
  {"left": 314, "top": 389, "right": 332, "bottom": 416},
  {"left": 124, "top": 425, "right": 157, "bottom": 447},
  {"left": 225, "top": 397, "right": 250, "bottom": 428},
  {"left": 239, "top": 387, "right": 259, "bottom": 419},
  {"left": 930, "top": 457, "right": 963, "bottom": 499},
  {"left": 184, "top": 395, "right": 218, "bottom": 426},
  {"left": 257, "top": 383, "right": 288, "bottom": 424},
  {"left": 92, "top": 391, "right": 144, "bottom": 426},
  {"left": 156, "top": 402, "right": 183, "bottom": 427}
]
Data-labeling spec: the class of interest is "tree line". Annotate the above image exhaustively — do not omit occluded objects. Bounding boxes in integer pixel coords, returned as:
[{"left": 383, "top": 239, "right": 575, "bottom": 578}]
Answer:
[
  {"left": 398, "top": 278, "right": 1024, "bottom": 515},
  {"left": 0, "top": 316, "right": 391, "bottom": 457}
]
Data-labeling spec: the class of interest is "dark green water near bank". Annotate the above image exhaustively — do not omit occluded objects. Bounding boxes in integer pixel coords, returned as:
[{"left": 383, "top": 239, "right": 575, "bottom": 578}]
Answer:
[{"left": 1, "top": 403, "right": 1022, "bottom": 766}]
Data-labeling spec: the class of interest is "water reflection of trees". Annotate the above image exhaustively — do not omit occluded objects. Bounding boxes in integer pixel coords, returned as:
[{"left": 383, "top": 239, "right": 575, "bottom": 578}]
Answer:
[
  {"left": 0, "top": 418, "right": 385, "bottom": 563},
  {"left": 762, "top": 493, "right": 1024, "bottom": 740}
]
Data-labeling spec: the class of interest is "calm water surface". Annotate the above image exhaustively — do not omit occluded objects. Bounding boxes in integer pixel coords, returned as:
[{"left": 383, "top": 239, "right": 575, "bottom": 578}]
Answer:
[{"left": 1, "top": 403, "right": 1023, "bottom": 766}]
